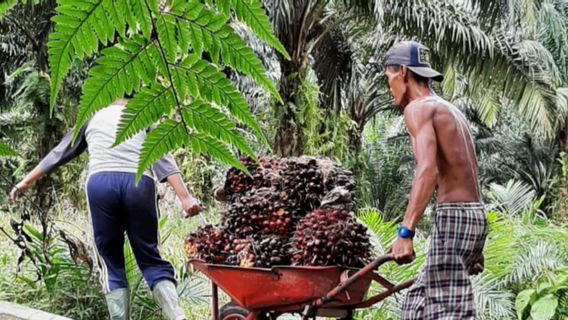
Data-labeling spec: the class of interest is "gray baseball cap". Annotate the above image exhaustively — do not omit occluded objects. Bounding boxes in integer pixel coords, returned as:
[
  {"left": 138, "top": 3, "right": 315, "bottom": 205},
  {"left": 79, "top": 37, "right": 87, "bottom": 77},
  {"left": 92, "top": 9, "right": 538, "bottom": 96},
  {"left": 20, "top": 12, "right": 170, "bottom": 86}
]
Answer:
[{"left": 385, "top": 41, "right": 444, "bottom": 82}]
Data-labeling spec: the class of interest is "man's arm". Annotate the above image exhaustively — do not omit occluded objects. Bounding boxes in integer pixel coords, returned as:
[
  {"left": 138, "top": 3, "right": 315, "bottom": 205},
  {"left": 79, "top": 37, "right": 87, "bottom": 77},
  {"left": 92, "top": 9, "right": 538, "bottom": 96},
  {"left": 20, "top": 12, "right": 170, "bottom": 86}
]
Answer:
[
  {"left": 152, "top": 156, "right": 203, "bottom": 217},
  {"left": 9, "top": 124, "right": 89, "bottom": 203},
  {"left": 391, "top": 102, "right": 438, "bottom": 264},
  {"left": 401, "top": 104, "right": 438, "bottom": 231}
]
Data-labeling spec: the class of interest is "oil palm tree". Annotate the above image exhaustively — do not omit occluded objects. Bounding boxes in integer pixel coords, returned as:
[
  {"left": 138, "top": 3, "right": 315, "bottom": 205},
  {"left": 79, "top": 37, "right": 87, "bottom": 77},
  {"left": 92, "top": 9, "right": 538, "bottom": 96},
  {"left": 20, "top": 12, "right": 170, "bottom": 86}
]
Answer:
[{"left": 264, "top": 0, "right": 568, "bottom": 157}]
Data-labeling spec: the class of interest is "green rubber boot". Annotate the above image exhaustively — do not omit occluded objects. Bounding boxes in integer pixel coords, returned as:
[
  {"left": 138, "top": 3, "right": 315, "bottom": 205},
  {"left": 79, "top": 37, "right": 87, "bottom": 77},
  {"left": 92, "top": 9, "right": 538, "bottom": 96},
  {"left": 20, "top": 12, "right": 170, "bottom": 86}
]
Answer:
[
  {"left": 105, "top": 288, "right": 130, "bottom": 320},
  {"left": 152, "top": 280, "right": 186, "bottom": 320}
]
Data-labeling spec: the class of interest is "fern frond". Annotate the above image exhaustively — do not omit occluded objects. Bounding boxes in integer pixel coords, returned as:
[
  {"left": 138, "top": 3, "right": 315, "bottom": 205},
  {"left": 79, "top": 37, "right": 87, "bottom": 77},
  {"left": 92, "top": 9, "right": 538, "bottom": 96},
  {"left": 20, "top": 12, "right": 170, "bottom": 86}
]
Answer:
[
  {"left": 114, "top": 84, "right": 175, "bottom": 146},
  {"left": 137, "top": 119, "right": 188, "bottom": 182},
  {"left": 48, "top": 0, "right": 118, "bottom": 111},
  {"left": 125, "top": 0, "right": 152, "bottom": 39},
  {"left": 156, "top": 14, "right": 178, "bottom": 63},
  {"left": 221, "top": 0, "right": 290, "bottom": 60},
  {"left": 188, "top": 132, "right": 248, "bottom": 173},
  {"left": 174, "top": 56, "right": 269, "bottom": 148},
  {"left": 0, "top": 141, "right": 16, "bottom": 157},
  {"left": 73, "top": 36, "right": 159, "bottom": 141},
  {"left": 167, "top": 1, "right": 282, "bottom": 102},
  {"left": 137, "top": 119, "right": 248, "bottom": 182},
  {"left": 182, "top": 101, "right": 256, "bottom": 159}
]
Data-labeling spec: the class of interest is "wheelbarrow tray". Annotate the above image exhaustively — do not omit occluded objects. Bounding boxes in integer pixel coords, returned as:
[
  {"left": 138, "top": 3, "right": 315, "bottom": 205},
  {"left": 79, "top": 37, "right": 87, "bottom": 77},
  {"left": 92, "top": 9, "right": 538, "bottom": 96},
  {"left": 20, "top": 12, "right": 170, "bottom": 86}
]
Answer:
[{"left": 189, "top": 259, "right": 373, "bottom": 310}]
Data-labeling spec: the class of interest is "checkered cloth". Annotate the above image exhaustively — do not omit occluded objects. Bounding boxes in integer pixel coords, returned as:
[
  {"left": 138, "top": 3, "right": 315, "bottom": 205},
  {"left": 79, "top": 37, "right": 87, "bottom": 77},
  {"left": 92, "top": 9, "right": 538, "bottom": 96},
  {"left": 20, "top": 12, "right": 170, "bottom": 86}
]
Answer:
[{"left": 401, "top": 202, "right": 488, "bottom": 320}]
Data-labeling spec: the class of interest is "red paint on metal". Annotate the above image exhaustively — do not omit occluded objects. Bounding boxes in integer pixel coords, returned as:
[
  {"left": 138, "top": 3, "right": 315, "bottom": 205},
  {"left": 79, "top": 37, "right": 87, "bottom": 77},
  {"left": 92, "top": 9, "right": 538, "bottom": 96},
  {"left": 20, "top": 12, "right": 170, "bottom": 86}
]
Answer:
[{"left": 190, "top": 260, "right": 372, "bottom": 310}]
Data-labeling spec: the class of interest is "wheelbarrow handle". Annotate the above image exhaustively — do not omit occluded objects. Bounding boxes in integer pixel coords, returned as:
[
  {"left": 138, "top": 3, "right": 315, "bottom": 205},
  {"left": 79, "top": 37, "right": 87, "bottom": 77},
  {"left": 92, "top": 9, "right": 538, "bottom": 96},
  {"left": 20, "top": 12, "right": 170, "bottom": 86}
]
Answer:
[{"left": 312, "top": 254, "right": 394, "bottom": 307}]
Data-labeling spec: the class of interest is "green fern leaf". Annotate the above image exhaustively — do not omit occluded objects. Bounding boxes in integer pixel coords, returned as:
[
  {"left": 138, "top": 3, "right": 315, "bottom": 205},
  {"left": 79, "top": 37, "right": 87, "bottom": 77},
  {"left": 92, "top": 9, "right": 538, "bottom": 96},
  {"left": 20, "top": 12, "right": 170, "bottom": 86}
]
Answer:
[
  {"left": 137, "top": 119, "right": 248, "bottom": 182},
  {"left": 227, "top": 0, "right": 290, "bottom": 60},
  {"left": 182, "top": 101, "right": 256, "bottom": 159},
  {"left": 168, "top": 1, "right": 282, "bottom": 102},
  {"left": 125, "top": 0, "right": 152, "bottom": 39},
  {"left": 174, "top": 57, "right": 269, "bottom": 148},
  {"left": 114, "top": 84, "right": 175, "bottom": 146},
  {"left": 48, "top": 0, "right": 118, "bottom": 111},
  {"left": 188, "top": 132, "right": 248, "bottom": 173},
  {"left": 156, "top": 14, "right": 178, "bottom": 63},
  {"left": 0, "top": 141, "right": 16, "bottom": 157},
  {"left": 102, "top": 0, "right": 126, "bottom": 37},
  {"left": 136, "top": 119, "right": 188, "bottom": 183},
  {"left": 73, "top": 36, "right": 159, "bottom": 141}
]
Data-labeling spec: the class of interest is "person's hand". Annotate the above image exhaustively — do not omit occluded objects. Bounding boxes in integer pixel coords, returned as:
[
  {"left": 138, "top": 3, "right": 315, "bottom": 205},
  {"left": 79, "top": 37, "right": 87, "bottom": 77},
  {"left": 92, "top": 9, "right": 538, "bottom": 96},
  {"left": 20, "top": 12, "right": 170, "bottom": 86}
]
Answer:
[
  {"left": 469, "top": 253, "right": 484, "bottom": 275},
  {"left": 390, "top": 237, "right": 415, "bottom": 265},
  {"left": 8, "top": 181, "right": 29, "bottom": 204},
  {"left": 213, "top": 187, "right": 227, "bottom": 202},
  {"left": 182, "top": 196, "right": 203, "bottom": 218}
]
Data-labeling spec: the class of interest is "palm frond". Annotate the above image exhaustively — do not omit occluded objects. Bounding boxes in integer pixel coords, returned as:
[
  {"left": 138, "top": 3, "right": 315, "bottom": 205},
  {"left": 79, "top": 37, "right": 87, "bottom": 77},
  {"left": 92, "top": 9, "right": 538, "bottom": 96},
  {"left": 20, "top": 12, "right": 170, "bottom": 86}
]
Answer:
[
  {"left": 472, "top": 275, "right": 516, "bottom": 320},
  {"left": 487, "top": 179, "right": 536, "bottom": 215},
  {"left": 383, "top": 0, "right": 563, "bottom": 137}
]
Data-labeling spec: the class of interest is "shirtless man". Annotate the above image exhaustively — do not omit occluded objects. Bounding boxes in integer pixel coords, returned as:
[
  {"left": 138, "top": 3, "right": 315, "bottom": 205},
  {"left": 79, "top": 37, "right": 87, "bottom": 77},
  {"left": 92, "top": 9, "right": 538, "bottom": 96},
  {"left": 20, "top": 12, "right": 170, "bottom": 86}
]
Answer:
[{"left": 384, "top": 41, "right": 487, "bottom": 319}]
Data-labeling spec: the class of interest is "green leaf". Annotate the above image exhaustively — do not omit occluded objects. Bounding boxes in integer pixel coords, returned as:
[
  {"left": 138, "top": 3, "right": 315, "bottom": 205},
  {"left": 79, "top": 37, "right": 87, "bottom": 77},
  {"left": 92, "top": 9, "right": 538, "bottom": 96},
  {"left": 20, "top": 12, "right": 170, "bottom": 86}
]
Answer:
[
  {"left": 516, "top": 289, "right": 535, "bottom": 319},
  {"left": 126, "top": 0, "right": 152, "bottom": 39},
  {"left": 228, "top": 0, "right": 290, "bottom": 60},
  {"left": 182, "top": 101, "right": 256, "bottom": 159},
  {"left": 168, "top": 1, "right": 282, "bottom": 102},
  {"left": 137, "top": 119, "right": 248, "bottom": 183},
  {"left": 189, "top": 132, "right": 248, "bottom": 174},
  {"left": 530, "top": 294, "right": 558, "bottom": 320},
  {"left": 137, "top": 120, "right": 189, "bottom": 183},
  {"left": 174, "top": 58, "right": 269, "bottom": 148},
  {"left": 73, "top": 36, "right": 159, "bottom": 142},
  {"left": 115, "top": 85, "right": 176, "bottom": 146},
  {"left": 48, "top": 0, "right": 119, "bottom": 112},
  {"left": 156, "top": 14, "right": 178, "bottom": 63},
  {"left": 0, "top": 0, "right": 18, "bottom": 21},
  {"left": 537, "top": 282, "right": 553, "bottom": 295},
  {"left": 23, "top": 224, "right": 44, "bottom": 242},
  {"left": 0, "top": 141, "right": 17, "bottom": 157}
]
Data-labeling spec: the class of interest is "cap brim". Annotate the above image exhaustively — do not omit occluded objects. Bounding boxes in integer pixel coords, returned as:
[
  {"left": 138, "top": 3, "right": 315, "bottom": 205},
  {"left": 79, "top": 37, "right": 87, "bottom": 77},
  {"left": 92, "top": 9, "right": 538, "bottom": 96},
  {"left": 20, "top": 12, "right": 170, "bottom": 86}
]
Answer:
[{"left": 407, "top": 66, "right": 444, "bottom": 82}]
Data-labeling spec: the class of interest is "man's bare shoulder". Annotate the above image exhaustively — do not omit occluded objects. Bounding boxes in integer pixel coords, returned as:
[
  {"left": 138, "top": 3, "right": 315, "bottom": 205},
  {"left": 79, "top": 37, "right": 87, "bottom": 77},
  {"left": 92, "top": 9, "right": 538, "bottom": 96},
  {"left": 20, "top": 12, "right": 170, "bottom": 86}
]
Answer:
[{"left": 403, "top": 97, "right": 439, "bottom": 128}]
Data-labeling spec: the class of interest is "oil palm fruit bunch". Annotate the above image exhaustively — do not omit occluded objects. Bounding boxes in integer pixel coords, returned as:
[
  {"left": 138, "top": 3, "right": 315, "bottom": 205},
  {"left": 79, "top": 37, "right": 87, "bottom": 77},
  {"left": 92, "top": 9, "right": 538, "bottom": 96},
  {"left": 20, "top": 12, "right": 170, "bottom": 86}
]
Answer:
[
  {"left": 222, "top": 187, "right": 294, "bottom": 237},
  {"left": 251, "top": 234, "right": 290, "bottom": 267},
  {"left": 184, "top": 225, "right": 228, "bottom": 264},
  {"left": 290, "top": 208, "right": 371, "bottom": 267}
]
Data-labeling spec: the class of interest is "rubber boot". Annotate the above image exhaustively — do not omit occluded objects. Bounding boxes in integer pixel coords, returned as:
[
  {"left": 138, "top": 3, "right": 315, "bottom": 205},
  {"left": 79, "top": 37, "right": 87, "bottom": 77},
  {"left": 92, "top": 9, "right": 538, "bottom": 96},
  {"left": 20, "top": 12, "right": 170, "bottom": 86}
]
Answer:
[
  {"left": 105, "top": 288, "right": 130, "bottom": 320},
  {"left": 152, "top": 280, "right": 186, "bottom": 320}
]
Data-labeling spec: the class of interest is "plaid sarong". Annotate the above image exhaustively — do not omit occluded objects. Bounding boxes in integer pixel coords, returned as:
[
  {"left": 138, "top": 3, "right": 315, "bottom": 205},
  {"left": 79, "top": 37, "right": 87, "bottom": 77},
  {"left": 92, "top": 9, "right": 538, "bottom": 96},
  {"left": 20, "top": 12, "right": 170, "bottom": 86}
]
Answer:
[{"left": 401, "top": 202, "right": 488, "bottom": 320}]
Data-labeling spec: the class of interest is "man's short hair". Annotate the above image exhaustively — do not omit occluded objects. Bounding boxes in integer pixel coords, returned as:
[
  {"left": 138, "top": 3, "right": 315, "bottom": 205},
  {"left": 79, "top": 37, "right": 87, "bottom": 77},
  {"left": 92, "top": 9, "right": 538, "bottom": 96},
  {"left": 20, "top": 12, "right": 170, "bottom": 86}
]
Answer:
[{"left": 387, "top": 65, "right": 430, "bottom": 86}]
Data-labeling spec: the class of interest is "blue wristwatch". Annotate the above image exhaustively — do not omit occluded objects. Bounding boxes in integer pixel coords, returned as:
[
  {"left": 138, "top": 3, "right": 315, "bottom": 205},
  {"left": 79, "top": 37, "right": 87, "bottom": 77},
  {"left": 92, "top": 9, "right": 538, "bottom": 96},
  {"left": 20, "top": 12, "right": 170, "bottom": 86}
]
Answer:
[{"left": 397, "top": 225, "right": 415, "bottom": 239}]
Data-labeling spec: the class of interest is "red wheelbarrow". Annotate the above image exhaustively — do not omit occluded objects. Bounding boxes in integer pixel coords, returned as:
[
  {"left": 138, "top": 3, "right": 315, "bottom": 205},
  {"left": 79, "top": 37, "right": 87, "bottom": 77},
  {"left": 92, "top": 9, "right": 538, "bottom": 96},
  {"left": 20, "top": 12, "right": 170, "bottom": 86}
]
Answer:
[{"left": 188, "top": 254, "right": 414, "bottom": 320}]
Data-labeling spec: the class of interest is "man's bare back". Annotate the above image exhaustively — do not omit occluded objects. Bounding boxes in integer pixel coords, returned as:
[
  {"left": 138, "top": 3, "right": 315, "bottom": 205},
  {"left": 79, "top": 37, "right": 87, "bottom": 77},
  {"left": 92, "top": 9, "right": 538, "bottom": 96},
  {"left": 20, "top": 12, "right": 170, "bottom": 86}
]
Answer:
[{"left": 405, "top": 96, "right": 480, "bottom": 204}]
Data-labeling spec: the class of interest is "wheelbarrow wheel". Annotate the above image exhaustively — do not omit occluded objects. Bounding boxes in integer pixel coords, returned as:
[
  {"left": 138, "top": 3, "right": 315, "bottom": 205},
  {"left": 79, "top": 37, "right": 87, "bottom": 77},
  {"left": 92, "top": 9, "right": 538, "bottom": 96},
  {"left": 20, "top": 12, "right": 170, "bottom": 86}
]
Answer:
[
  {"left": 219, "top": 302, "right": 270, "bottom": 320},
  {"left": 338, "top": 309, "right": 353, "bottom": 320}
]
